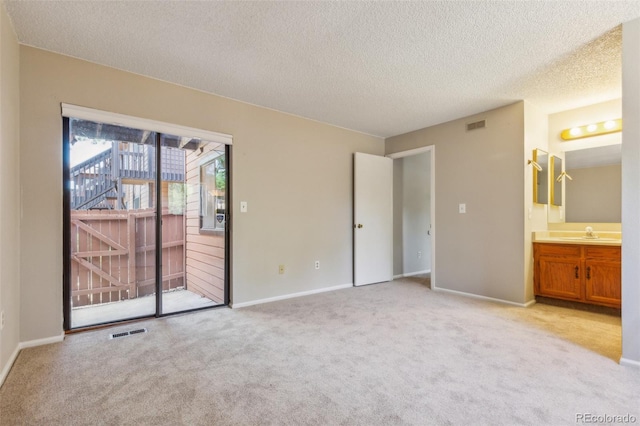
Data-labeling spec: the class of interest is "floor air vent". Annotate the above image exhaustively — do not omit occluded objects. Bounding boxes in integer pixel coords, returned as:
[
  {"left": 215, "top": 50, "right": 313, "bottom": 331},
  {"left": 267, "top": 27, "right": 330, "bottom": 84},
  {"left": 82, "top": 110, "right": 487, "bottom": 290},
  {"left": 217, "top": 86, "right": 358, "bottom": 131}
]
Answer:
[{"left": 109, "top": 328, "right": 147, "bottom": 339}]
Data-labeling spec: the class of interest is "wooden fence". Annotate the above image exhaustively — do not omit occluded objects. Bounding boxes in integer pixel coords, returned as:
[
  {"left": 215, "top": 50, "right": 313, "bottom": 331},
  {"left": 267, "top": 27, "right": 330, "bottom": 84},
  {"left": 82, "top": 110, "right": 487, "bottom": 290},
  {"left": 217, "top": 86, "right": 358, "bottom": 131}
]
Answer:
[{"left": 70, "top": 209, "right": 185, "bottom": 307}]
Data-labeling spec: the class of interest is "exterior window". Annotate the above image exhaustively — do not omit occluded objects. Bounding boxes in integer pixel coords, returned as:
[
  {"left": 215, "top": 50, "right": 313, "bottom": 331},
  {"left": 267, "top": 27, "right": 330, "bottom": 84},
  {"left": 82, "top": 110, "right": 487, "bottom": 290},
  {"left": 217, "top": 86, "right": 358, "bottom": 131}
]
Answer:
[{"left": 200, "top": 153, "right": 226, "bottom": 232}]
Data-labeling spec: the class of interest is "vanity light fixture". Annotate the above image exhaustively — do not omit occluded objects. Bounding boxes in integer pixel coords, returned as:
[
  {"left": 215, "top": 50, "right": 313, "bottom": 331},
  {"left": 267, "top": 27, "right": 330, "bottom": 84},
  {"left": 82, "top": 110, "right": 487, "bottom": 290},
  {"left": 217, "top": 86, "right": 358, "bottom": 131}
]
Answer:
[
  {"left": 556, "top": 171, "right": 573, "bottom": 182},
  {"left": 561, "top": 118, "right": 622, "bottom": 141},
  {"left": 528, "top": 159, "right": 542, "bottom": 171}
]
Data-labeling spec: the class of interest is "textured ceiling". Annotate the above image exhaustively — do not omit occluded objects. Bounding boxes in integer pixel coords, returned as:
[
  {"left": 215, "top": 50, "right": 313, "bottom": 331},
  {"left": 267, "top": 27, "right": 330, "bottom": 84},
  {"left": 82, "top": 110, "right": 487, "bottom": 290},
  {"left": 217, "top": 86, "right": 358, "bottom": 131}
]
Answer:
[{"left": 4, "top": 1, "right": 640, "bottom": 138}]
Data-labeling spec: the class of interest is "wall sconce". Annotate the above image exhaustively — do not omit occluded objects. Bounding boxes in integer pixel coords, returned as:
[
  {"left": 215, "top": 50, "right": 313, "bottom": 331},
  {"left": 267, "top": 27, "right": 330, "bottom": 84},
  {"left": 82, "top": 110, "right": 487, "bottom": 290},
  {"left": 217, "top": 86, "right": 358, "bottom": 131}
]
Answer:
[
  {"left": 528, "top": 159, "right": 542, "bottom": 171},
  {"left": 561, "top": 119, "right": 622, "bottom": 141}
]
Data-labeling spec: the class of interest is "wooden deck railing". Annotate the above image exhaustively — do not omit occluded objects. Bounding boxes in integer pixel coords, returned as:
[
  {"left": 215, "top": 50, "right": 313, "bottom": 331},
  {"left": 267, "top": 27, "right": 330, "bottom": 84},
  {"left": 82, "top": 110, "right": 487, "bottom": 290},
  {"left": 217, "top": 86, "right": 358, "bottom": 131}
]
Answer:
[
  {"left": 70, "top": 209, "right": 185, "bottom": 307},
  {"left": 70, "top": 144, "right": 186, "bottom": 210},
  {"left": 70, "top": 148, "right": 115, "bottom": 210}
]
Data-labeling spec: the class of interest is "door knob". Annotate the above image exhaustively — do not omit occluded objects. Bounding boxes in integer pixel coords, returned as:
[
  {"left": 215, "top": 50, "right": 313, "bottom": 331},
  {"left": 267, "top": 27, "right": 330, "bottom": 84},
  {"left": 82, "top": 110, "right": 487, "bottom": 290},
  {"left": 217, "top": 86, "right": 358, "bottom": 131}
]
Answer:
[{"left": 354, "top": 224, "right": 363, "bottom": 229}]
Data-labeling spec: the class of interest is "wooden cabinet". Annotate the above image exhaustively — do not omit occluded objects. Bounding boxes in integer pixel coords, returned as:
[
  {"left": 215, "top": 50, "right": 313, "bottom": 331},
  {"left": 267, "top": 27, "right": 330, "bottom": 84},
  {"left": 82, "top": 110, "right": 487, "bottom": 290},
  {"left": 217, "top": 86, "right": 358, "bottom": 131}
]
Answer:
[{"left": 533, "top": 243, "right": 621, "bottom": 308}]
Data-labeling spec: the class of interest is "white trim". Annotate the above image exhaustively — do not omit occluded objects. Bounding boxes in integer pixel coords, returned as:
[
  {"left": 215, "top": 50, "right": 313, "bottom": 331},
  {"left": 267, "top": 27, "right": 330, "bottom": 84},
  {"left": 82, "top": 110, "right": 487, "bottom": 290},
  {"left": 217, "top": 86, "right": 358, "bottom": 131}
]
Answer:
[
  {"left": 387, "top": 144, "right": 436, "bottom": 288},
  {"left": 620, "top": 357, "right": 640, "bottom": 368},
  {"left": 19, "top": 333, "right": 65, "bottom": 350},
  {"left": 430, "top": 147, "right": 436, "bottom": 288},
  {"left": 231, "top": 283, "right": 353, "bottom": 309},
  {"left": 0, "top": 333, "right": 65, "bottom": 388},
  {"left": 0, "top": 344, "right": 21, "bottom": 388},
  {"left": 432, "top": 286, "right": 535, "bottom": 308},
  {"left": 61, "top": 104, "right": 232, "bottom": 145},
  {"left": 386, "top": 145, "right": 432, "bottom": 159},
  {"left": 393, "top": 269, "right": 431, "bottom": 279}
]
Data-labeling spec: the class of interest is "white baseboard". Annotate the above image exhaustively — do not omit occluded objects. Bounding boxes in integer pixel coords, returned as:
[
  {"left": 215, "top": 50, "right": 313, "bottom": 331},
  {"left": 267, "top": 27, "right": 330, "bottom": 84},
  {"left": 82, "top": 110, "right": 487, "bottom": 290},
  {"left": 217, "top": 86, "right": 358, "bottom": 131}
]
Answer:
[
  {"left": 0, "top": 332, "right": 65, "bottom": 388},
  {"left": 231, "top": 283, "right": 353, "bottom": 309},
  {"left": 393, "top": 269, "right": 431, "bottom": 279},
  {"left": 19, "top": 333, "right": 65, "bottom": 350},
  {"left": 0, "top": 344, "right": 21, "bottom": 388},
  {"left": 432, "top": 285, "right": 535, "bottom": 308},
  {"left": 620, "top": 357, "right": 640, "bottom": 369}
]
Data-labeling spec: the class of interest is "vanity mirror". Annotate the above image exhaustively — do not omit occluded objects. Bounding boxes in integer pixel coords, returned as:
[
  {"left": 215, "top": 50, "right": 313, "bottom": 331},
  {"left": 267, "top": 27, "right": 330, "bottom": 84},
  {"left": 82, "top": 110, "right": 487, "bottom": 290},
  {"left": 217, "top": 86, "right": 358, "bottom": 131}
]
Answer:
[
  {"left": 532, "top": 149, "right": 548, "bottom": 204},
  {"left": 550, "top": 144, "right": 621, "bottom": 223}
]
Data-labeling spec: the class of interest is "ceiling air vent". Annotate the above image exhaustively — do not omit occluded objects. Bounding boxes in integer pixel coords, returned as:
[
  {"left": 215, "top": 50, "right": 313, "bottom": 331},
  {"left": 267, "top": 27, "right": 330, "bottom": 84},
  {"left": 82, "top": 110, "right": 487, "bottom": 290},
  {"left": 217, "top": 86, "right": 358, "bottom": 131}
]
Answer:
[{"left": 466, "top": 120, "right": 486, "bottom": 131}]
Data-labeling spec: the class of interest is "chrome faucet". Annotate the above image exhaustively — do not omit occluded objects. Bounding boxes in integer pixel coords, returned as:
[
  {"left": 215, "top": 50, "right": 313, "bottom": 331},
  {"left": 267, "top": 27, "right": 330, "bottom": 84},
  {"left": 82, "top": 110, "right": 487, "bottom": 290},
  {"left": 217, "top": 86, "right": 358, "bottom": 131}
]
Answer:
[{"left": 585, "top": 226, "right": 597, "bottom": 239}]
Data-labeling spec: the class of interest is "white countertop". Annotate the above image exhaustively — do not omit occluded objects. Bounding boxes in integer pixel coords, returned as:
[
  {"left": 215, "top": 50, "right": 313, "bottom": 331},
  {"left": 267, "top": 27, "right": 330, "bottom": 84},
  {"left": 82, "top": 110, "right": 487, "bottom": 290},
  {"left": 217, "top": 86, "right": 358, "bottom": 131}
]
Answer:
[{"left": 533, "top": 231, "right": 621, "bottom": 246}]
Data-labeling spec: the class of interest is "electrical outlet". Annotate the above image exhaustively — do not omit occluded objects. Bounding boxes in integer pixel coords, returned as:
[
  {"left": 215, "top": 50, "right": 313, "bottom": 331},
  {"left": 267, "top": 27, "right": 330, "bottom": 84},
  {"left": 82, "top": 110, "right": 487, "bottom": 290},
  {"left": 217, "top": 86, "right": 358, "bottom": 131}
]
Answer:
[
  {"left": 0, "top": 310, "right": 5, "bottom": 330},
  {"left": 279, "top": 264, "right": 285, "bottom": 274},
  {"left": 315, "top": 260, "right": 320, "bottom": 270},
  {"left": 417, "top": 251, "right": 422, "bottom": 259}
]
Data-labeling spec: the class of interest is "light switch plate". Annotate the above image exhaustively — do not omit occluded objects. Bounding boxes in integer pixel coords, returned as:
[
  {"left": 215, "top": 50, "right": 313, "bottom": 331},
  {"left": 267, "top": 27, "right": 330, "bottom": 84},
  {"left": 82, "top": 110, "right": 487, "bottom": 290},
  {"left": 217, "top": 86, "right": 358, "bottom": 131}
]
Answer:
[
  {"left": 459, "top": 203, "right": 466, "bottom": 214},
  {"left": 240, "top": 201, "right": 248, "bottom": 213}
]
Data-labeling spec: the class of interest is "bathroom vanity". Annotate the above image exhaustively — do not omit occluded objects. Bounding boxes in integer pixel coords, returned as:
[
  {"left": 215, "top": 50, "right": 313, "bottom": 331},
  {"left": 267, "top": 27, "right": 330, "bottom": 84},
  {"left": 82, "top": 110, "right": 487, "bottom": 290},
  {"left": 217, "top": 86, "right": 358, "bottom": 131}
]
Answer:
[{"left": 532, "top": 232, "right": 621, "bottom": 309}]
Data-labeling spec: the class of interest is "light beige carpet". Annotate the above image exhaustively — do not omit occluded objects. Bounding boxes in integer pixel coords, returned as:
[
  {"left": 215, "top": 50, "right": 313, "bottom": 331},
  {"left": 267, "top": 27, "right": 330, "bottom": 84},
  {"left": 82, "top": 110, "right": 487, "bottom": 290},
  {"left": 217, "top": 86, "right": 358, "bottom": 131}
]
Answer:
[{"left": 1, "top": 276, "right": 637, "bottom": 425}]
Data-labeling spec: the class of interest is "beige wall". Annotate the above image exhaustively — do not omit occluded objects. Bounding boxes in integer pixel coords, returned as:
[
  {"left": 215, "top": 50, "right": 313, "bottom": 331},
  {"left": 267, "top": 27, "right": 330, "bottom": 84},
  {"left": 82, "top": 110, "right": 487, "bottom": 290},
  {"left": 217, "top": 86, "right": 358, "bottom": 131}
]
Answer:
[
  {"left": 386, "top": 102, "right": 528, "bottom": 304},
  {"left": 19, "top": 46, "right": 383, "bottom": 342},
  {"left": 0, "top": 4, "right": 21, "bottom": 379},
  {"left": 621, "top": 18, "right": 640, "bottom": 366},
  {"left": 565, "top": 164, "right": 621, "bottom": 223}
]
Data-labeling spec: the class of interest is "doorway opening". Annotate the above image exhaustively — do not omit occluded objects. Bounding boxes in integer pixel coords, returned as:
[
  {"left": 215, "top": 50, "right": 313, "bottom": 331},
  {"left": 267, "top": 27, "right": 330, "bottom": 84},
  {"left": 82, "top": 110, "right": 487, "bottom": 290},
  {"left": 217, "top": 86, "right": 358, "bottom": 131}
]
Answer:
[
  {"left": 388, "top": 146, "right": 435, "bottom": 287},
  {"left": 63, "top": 112, "right": 230, "bottom": 330}
]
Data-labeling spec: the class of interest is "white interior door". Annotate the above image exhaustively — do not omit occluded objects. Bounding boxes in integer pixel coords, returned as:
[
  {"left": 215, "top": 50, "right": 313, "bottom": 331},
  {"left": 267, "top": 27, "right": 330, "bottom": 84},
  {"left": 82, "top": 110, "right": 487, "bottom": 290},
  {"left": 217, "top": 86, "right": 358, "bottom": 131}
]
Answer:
[{"left": 354, "top": 152, "right": 393, "bottom": 286}]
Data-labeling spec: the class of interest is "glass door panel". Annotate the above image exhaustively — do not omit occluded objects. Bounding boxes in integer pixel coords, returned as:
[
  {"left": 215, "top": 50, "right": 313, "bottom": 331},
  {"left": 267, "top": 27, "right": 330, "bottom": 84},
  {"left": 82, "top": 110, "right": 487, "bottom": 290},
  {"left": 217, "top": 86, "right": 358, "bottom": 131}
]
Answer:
[
  {"left": 65, "top": 119, "right": 228, "bottom": 329},
  {"left": 67, "top": 118, "right": 157, "bottom": 328},
  {"left": 160, "top": 135, "right": 226, "bottom": 314}
]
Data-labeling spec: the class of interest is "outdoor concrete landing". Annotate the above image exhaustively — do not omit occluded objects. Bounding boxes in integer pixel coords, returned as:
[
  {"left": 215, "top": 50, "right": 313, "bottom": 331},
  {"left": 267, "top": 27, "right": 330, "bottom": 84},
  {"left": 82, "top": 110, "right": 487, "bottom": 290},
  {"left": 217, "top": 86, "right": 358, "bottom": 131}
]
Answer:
[{"left": 71, "top": 289, "right": 219, "bottom": 328}]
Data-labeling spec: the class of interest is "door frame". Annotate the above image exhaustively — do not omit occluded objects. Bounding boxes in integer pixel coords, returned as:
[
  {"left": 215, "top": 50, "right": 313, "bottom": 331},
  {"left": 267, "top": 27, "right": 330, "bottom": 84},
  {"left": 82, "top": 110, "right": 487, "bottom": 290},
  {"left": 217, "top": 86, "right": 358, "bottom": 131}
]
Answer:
[
  {"left": 62, "top": 115, "right": 232, "bottom": 331},
  {"left": 387, "top": 145, "right": 436, "bottom": 288}
]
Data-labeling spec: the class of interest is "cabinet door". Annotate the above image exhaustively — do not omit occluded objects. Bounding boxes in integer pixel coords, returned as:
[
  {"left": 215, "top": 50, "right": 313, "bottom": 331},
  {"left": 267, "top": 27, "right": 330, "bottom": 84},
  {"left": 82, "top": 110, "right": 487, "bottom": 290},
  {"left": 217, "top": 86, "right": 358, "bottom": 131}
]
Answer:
[
  {"left": 539, "top": 256, "right": 582, "bottom": 300},
  {"left": 585, "top": 259, "right": 621, "bottom": 308},
  {"left": 538, "top": 256, "right": 582, "bottom": 300}
]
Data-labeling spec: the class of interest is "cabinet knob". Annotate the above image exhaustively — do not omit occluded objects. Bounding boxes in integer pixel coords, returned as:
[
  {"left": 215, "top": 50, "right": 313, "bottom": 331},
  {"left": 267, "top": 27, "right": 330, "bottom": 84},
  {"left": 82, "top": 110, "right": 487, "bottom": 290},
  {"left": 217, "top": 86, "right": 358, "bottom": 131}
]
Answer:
[
  {"left": 575, "top": 266, "right": 579, "bottom": 279},
  {"left": 586, "top": 266, "right": 591, "bottom": 280}
]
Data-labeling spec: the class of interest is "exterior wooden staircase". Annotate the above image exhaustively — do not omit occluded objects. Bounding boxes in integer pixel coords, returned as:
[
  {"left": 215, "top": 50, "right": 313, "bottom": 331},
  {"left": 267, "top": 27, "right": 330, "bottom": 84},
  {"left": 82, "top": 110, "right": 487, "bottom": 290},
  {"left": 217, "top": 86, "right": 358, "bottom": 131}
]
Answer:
[{"left": 70, "top": 143, "right": 185, "bottom": 210}]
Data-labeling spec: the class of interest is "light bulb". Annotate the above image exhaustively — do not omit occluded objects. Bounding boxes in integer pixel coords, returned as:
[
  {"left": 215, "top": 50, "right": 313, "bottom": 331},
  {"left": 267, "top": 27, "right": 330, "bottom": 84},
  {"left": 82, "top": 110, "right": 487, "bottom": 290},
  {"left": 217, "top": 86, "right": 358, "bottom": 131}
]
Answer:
[
  {"left": 587, "top": 124, "right": 597, "bottom": 132},
  {"left": 604, "top": 120, "right": 616, "bottom": 130},
  {"left": 569, "top": 127, "right": 582, "bottom": 137}
]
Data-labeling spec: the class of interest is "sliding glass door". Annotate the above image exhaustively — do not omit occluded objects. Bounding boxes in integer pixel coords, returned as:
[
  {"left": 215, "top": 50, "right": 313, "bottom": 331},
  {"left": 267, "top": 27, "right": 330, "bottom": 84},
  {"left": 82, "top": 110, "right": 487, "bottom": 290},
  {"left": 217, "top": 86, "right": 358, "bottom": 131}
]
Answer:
[
  {"left": 159, "top": 135, "right": 227, "bottom": 314},
  {"left": 63, "top": 118, "right": 228, "bottom": 329}
]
